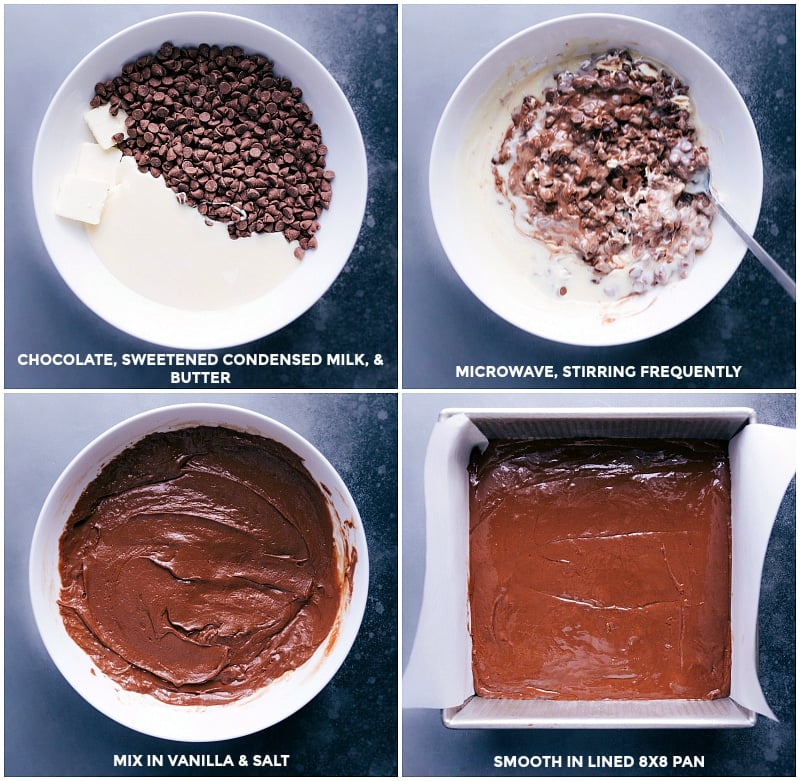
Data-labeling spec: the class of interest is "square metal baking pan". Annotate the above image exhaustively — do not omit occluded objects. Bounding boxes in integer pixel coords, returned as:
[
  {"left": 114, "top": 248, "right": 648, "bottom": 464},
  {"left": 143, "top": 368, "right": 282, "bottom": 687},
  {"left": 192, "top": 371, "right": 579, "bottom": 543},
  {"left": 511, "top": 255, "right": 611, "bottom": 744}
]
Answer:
[{"left": 437, "top": 407, "right": 758, "bottom": 729}]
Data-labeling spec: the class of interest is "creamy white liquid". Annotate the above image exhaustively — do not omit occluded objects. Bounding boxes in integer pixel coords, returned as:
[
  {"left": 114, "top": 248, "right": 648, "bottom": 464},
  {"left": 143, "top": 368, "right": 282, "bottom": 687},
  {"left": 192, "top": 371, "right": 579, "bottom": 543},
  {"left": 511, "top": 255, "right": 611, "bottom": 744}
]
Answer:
[
  {"left": 457, "top": 53, "right": 696, "bottom": 320},
  {"left": 86, "top": 156, "right": 300, "bottom": 311}
]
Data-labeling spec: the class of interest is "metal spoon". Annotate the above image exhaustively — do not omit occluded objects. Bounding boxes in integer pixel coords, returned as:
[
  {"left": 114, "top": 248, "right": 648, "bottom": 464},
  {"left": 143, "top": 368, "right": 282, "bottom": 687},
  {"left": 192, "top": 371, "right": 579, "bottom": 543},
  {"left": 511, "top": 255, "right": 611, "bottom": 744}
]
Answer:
[{"left": 686, "top": 168, "right": 795, "bottom": 300}]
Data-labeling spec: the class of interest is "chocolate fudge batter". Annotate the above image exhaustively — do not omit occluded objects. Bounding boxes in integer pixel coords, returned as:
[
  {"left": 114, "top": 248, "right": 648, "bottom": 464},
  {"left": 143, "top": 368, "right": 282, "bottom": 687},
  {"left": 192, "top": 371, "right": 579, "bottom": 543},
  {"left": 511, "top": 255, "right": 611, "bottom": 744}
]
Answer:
[
  {"left": 468, "top": 438, "right": 731, "bottom": 700},
  {"left": 58, "top": 425, "right": 342, "bottom": 705}
]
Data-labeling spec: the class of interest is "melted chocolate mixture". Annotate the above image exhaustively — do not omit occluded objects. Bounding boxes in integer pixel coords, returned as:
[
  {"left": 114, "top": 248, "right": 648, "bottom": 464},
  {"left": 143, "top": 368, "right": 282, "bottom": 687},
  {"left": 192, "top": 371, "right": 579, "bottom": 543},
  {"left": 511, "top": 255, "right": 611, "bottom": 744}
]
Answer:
[
  {"left": 468, "top": 438, "right": 731, "bottom": 700},
  {"left": 58, "top": 425, "right": 341, "bottom": 705}
]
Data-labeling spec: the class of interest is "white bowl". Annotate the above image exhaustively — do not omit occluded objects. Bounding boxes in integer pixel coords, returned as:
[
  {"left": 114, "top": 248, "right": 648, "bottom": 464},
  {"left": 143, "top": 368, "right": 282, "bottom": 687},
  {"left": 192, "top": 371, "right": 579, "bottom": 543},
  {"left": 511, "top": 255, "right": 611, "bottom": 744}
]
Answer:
[
  {"left": 430, "top": 13, "right": 762, "bottom": 346},
  {"left": 29, "top": 403, "right": 369, "bottom": 742},
  {"left": 33, "top": 12, "right": 367, "bottom": 349}
]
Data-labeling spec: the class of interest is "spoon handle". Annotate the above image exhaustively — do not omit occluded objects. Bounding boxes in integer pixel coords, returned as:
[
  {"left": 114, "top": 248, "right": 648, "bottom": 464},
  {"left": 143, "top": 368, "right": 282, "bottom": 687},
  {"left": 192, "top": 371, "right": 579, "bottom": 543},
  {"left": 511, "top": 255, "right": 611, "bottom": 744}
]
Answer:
[{"left": 713, "top": 196, "right": 796, "bottom": 300}]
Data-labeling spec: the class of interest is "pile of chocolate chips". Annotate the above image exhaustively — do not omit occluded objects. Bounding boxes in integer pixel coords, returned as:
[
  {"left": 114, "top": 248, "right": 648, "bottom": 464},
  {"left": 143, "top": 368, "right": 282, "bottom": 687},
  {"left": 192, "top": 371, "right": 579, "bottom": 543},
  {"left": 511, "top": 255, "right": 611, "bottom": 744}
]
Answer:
[{"left": 91, "top": 42, "right": 334, "bottom": 255}]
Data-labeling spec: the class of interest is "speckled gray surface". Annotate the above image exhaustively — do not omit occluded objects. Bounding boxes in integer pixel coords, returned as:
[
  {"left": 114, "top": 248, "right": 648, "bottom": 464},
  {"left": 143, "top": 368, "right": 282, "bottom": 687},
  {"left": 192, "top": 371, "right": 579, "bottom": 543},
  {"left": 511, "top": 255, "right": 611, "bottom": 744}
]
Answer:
[
  {"left": 402, "top": 4, "right": 795, "bottom": 390},
  {"left": 402, "top": 392, "right": 795, "bottom": 776},
  {"left": 5, "top": 393, "right": 397, "bottom": 776},
  {"left": 4, "top": 4, "right": 397, "bottom": 389}
]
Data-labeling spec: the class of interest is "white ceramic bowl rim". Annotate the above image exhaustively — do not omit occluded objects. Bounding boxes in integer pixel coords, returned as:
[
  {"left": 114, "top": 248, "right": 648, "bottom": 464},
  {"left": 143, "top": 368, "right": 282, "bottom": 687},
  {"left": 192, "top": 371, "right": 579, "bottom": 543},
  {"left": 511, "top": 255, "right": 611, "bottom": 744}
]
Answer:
[
  {"left": 430, "top": 12, "right": 763, "bottom": 347},
  {"left": 32, "top": 12, "right": 368, "bottom": 349},
  {"left": 29, "top": 403, "right": 369, "bottom": 742}
]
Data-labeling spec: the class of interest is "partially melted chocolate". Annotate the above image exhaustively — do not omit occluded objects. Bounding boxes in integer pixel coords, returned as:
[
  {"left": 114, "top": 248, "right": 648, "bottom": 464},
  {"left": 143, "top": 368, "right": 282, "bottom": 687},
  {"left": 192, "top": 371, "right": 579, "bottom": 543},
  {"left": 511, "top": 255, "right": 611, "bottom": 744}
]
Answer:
[
  {"left": 468, "top": 438, "right": 731, "bottom": 700},
  {"left": 58, "top": 425, "right": 341, "bottom": 705},
  {"left": 493, "top": 50, "right": 715, "bottom": 293}
]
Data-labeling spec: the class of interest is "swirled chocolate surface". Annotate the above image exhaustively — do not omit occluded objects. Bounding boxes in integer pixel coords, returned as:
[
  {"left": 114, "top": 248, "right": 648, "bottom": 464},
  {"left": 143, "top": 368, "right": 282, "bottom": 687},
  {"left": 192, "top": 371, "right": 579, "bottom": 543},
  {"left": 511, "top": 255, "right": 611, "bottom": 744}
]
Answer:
[
  {"left": 58, "top": 425, "right": 341, "bottom": 705},
  {"left": 468, "top": 438, "right": 731, "bottom": 700}
]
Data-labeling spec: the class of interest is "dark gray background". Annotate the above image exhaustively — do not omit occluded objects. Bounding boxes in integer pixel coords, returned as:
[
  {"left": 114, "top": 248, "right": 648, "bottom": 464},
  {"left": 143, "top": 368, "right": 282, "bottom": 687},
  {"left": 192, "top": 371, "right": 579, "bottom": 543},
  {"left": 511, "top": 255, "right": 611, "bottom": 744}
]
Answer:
[
  {"left": 402, "top": 4, "right": 796, "bottom": 390},
  {"left": 402, "top": 392, "right": 795, "bottom": 776},
  {"left": 5, "top": 393, "right": 398, "bottom": 776},
  {"left": 4, "top": 4, "right": 398, "bottom": 390}
]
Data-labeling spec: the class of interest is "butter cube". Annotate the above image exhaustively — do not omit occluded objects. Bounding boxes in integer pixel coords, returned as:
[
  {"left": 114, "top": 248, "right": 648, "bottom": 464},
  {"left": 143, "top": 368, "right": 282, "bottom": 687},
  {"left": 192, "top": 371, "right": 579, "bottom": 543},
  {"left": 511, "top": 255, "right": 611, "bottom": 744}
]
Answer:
[
  {"left": 84, "top": 105, "right": 129, "bottom": 149},
  {"left": 55, "top": 175, "right": 110, "bottom": 225},
  {"left": 76, "top": 142, "right": 121, "bottom": 186}
]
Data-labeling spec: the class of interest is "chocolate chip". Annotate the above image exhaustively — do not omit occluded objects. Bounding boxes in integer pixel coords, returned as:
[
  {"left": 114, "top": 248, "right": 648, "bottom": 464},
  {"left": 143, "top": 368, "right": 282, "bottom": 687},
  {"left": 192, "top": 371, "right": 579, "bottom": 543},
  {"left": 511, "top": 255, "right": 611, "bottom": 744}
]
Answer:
[
  {"left": 494, "top": 49, "right": 712, "bottom": 274},
  {"left": 92, "top": 42, "right": 333, "bottom": 247}
]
